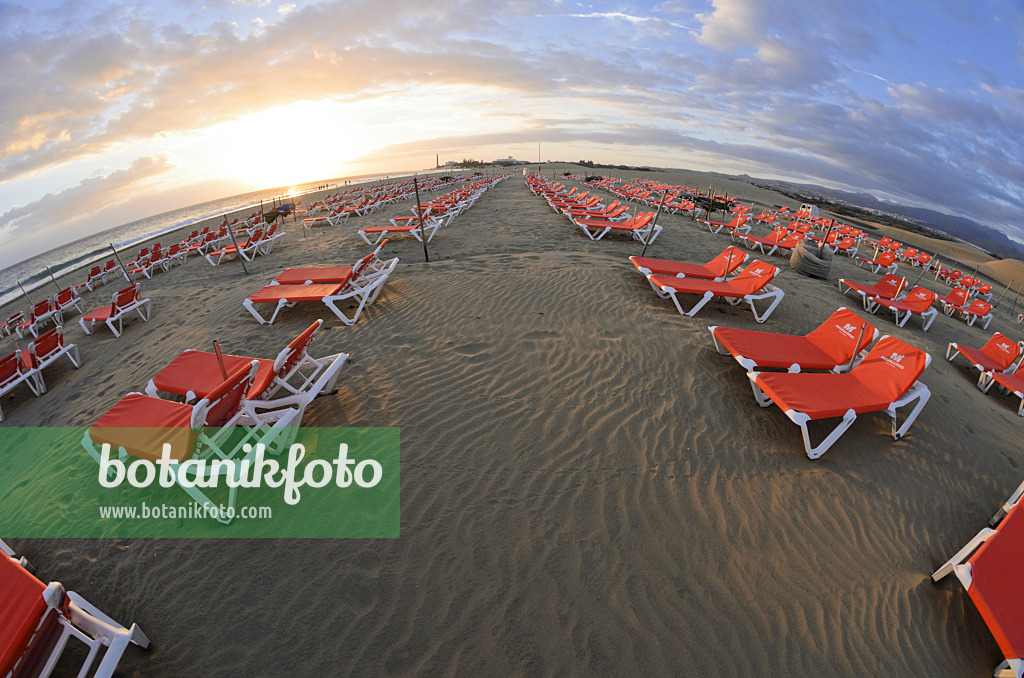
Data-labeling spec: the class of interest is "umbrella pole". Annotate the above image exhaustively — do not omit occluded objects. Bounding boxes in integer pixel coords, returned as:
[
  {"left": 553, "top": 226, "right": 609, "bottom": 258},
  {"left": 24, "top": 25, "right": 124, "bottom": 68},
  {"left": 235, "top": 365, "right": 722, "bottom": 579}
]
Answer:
[
  {"left": 845, "top": 323, "right": 869, "bottom": 373},
  {"left": 213, "top": 341, "right": 228, "bottom": 379},
  {"left": 413, "top": 177, "right": 429, "bottom": 263},
  {"left": 224, "top": 216, "right": 249, "bottom": 274},
  {"left": 1009, "top": 283, "right": 1022, "bottom": 317},
  {"left": 17, "top": 281, "right": 33, "bottom": 306},
  {"left": 993, "top": 280, "right": 1014, "bottom": 308},
  {"left": 640, "top": 191, "right": 668, "bottom": 258},
  {"left": 109, "top": 244, "right": 134, "bottom": 283},
  {"left": 45, "top": 266, "right": 63, "bottom": 294}
]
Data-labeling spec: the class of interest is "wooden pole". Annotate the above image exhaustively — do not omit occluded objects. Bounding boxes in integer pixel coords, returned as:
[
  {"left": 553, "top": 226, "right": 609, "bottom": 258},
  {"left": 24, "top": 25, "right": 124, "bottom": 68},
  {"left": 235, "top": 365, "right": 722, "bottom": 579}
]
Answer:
[
  {"left": 109, "top": 244, "right": 134, "bottom": 283},
  {"left": 845, "top": 323, "right": 868, "bottom": 373},
  {"left": 413, "top": 177, "right": 429, "bottom": 263},
  {"left": 223, "top": 217, "right": 249, "bottom": 274},
  {"left": 640, "top": 191, "right": 668, "bottom": 257},
  {"left": 817, "top": 224, "right": 834, "bottom": 258},
  {"left": 16, "top": 281, "right": 33, "bottom": 306},
  {"left": 45, "top": 266, "right": 63, "bottom": 293},
  {"left": 993, "top": 280, "right": 1014, "bottom": 308},
  {"left": 1009, "top": 282, "right": 1022, "bottom": 317},
  {"left": 212, "top": 341, "right": 228, "bottom": 380}
]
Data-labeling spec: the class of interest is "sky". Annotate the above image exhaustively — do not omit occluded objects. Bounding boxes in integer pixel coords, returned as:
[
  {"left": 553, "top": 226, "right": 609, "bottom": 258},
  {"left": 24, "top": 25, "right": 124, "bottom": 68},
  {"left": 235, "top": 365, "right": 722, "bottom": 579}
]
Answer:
[{"left": 1, "top": 0, "right": 1023, "bottom": 268}]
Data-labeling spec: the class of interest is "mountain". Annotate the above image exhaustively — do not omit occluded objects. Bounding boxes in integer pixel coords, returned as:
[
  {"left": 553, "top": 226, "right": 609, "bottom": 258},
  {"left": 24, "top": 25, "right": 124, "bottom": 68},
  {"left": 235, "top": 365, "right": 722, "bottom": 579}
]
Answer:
[{"left": 736, "top": 175, "right": 1024, "bottom": 260}]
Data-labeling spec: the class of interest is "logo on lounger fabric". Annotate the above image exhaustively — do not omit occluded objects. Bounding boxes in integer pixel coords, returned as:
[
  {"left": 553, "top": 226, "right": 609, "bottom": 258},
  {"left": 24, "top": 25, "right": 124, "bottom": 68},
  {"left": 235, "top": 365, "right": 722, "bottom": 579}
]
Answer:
[
  {"left": 837, "top": 323, "right": 858, "bottom": 339},
  {"left": 882, "top": 353, "right": 906, "bottom": 369}
]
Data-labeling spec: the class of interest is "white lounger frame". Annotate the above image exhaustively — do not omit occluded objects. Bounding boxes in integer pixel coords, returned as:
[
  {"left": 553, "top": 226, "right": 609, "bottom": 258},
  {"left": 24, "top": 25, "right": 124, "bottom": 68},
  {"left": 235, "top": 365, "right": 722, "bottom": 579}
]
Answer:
[
  {"left": 653, "top": 280, "right": 784, "bottom": 324},
  {"left": 746, "top": 368, "right": 932, "bottom": 459},
  {"left": 243, "top": 258, "right": 398, "bottom": 325}
]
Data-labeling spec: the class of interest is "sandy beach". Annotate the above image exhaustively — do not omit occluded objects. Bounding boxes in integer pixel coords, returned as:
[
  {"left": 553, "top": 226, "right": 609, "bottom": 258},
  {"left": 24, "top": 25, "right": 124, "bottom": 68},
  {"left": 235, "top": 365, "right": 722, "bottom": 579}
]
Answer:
[{"left": 3, "top": 165, "right": 1024, "bottom": 676}]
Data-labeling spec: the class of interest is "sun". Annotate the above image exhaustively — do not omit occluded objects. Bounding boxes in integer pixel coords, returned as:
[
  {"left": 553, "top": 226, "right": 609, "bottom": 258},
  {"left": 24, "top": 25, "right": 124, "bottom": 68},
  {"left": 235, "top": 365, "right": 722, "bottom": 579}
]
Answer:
[{"left": 209, "top": 101, "right": 371, "bottom": 188}]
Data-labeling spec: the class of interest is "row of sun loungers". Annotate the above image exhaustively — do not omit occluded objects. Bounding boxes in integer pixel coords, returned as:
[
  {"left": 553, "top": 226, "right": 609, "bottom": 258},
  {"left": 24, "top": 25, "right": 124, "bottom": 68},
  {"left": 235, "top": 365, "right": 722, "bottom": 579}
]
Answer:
[{"left": 0, "top": 327, "right": 81, "bottom": 422}]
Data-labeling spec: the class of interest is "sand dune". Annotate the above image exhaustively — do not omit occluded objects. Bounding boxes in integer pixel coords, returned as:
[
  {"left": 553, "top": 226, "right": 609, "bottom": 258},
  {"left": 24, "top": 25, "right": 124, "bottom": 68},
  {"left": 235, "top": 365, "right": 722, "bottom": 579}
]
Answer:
[{"left": 2, "top": 165, "right": 1023, "bottom": 677}]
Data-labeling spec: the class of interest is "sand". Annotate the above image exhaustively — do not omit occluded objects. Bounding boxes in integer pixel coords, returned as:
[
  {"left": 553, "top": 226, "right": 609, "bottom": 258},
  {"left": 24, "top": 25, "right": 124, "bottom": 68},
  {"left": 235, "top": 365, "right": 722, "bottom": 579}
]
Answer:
[{"left": 3, "top": 165, "right": 1023, "bottom": 677}]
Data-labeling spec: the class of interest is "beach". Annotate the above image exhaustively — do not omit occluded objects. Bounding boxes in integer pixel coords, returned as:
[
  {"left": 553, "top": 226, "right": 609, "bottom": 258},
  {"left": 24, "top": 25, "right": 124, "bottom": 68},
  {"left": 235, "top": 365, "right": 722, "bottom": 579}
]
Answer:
[{"left": 3, "top": 165, "right": 1024, "bottom": 676}]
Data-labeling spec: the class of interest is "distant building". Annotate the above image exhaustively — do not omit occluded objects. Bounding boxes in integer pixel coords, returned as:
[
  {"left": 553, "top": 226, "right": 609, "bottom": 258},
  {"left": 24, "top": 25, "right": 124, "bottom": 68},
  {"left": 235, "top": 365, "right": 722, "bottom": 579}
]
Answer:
[{"left": 492, "top": 156, "right": 528, "bottom": 166}]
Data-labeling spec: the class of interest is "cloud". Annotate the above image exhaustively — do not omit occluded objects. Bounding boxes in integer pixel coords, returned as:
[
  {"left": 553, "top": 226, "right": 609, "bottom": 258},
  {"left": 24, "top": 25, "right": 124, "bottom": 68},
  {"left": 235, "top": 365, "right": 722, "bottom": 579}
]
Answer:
[{"left": 0, "top": 154, "right": 175, "bottom": 268}]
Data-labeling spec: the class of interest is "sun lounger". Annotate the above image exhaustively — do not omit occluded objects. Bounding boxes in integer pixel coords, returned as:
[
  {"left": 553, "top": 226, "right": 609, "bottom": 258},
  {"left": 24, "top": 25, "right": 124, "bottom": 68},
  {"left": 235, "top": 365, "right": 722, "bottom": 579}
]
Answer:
[
  {"left": 645, "top": 260, "right": 784, "bottom": 323},
  {"left": 19, "top": 300, "right": 61, "bottom": 339},
  {"left": 710, "top": 307, "right": 878, "bottom": 373},
  {"left": 870, "top": 286, "right": 939, "bottom": 331},
  {"left": 747, "top": 335, "right": 931, "bottom": 458},
  {"left": 855, "top": 250, "right": 899, "bottom": 274},
  {"left": 82, "top": 361, "right": 301, "bottom": 521},
  {"left": 946, "top": 298, "right": 994, "bottom": 329},
  {"left": 948, "top": 333, "right": 1024, "bottom": 389},
  {"left": 24, "top": 326, "right": 81, "bottom": 394},
  {"left": 696, "top": 214, "right": 751, "bottom": 235},
  {"left": 932, "top": 498, "right": 1024, "bottom": 677},
  {"left": 79, "top": 284, "right": 152, "bottom": 337},
  {"left": 838, "top": 273, "right": 906, "bottom": 311},
  {"left": 0, "top": 347, "right": 42, "bottom": 423},
  {"left": 358, "top": 217, "right": 440, "bottom": 245},
  {"left": 1, "top": 550, "right": 150, "bottom": 678},
  {"left": 980, "top": 366, "right": 1024, "bottom": 417},
  {"left": 204, "top": 228, "right": 264, "bottom": 265},
  {"left": 145, "top": 319, "right": 346, "bottom": 420},
  {"left": 577, "top": 212, "right": 660, "bottom": 243},
  {"left": 735, "top": 228, "right": 805, "bottom": 256},
  {"left": 629, "top": 246, "right": 748, "bottom": 282},
  {"left": 1, "top": 312, "right": 24, "bottom": 339},
  {"left": 52, "top": 287, "right": 83, "bottom": 318},
  {"left": 243, "top": 257, "right": 398, "bottom": 325}
]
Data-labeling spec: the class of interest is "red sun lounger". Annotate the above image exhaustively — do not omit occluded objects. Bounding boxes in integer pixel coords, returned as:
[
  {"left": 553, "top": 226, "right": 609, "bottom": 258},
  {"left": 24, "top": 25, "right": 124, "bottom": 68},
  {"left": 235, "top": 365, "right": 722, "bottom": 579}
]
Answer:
[
  {"left": 855, "top": 250, "right": 899, "bottom": 274},
  {"left": 0, "top": 551, "right": 150, "bottom": 678},
  {"left": 145, "top": 319, "right": 346, "bottom": 421},
  {"left": 0, "top": 347, "right": 42, "bottom": 423},
  {"left": 243, "top": 257, "right": 397, "bottom": 325},
  {"left": 696, "top": 214, "right": 751, "bottom": 235},
  {"left": 980, "top": 368, "right": 1024, "bottom": 417},
  {"left": 629, "top": 246, "right": 748, "bottom": 282},
  {"left": 358, "top": 216, "right": 440, "bottom": 245},
  {"left": 948, "top": 333, "right": 1024, "bottom": 389},
  {"left": 933, "top": 498, "right": 1024, "bottom": 678},
  {"left": 646, "top": 260, "right": 784, "bottom": 323},
  {"left": 79, "top": 284, "right": 152, "bottom": 337},
  {"left": 577, "top": 212, "right": 660, "bottom": 243},
  {"left": 945, "top": 298, "right": 994, "bottom": 330},
  {"left": 710, "top": 307, "right": 879, "bottom": 374},
  {"left": 838, "top": 273, "right": 906, "bottom": 311},
  {"left": 735, "top": 228, "right": 805, "bottom": 256},
  {"left": 82, "top": 361, "right": 300, "bottom": 522},
  {"left": 747, "top": 335, "right": 931, "bottom": 458},
  {"left": 870, "top": 286, "right": 938, "bottom": 331}
]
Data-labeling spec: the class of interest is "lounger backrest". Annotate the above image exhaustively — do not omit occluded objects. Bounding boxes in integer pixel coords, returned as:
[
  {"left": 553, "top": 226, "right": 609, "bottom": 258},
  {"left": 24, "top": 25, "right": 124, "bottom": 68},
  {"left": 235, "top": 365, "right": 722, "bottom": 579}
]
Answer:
[
  {"left": 807, "top": 308, "right": 878, "bottom": 363},
  {"left": 202, "top": 361, "right": 258, "bottom": 426},
  {"left": 87, "top": 266, "right": 101, "bottom": 279},
  {"left": 0, "top": 352, "right": 26, "bottom": 388},
  {"left": 767, "top": 227, "right": 788, "bottom": 240},
  {"left": 878, "top": 237, "right": 892, "bottom": 247},
  {"left": 967, "top": 299, "right": 992, "bottom": 315},
  {"left": 873, "top": 274, "right": 904, "bottom": 297},
  {"left": 980, "top": 334, "right": 1023, "bottom": 372},
  {"left": 28, "top": 327, "right": 63, "bottom": 366},
  {"left": 31, "top": 300, "right": 50, "bottom": 319},
  {"left": 904, "top": 286, "right": 936, "bottom": 309},
  {"left": 113, "top": 285, "right": 139, "bottom": 312},
  {"left": 0, "top": 554, "right": 65, "bottom": 676},
  {"left": 55, "top": 288, "right": 75, "bottom": 306},
  {"left": 851, "top": 335, "right": 930, "bottom": 398},
  {"left": 876, "top": 251, "right": 896, "bottom": 265},
  {"left": 351, "top": 253, "right": 376, "bottom": 281},
  {"left": 945, "top": 287, "right": 969, "bottom": 305},
  {"left": 730, "top": 261, "right": 778, "bottom": 293},
  {"left": 711, "top": 246, "right": 748, "bottom": 273},
  {"left": 837, "top": 237, "right": 855, "bottom": 249},
  {"left": 269, "top": 320, "right": 323, "bottom": 381}
]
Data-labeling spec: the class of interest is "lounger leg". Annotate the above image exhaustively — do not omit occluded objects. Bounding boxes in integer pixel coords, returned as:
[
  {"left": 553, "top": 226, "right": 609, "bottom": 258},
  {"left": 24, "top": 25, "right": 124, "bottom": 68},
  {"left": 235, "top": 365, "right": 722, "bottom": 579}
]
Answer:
[
  {"left": 946, "top": 343, "right": 960, "bottom": 362},
  {"left": 887, "top": 382, "right": 930, "bottom": 441},
  {"left": 666, "top": 290, "right": 714, "bottom": 318},
  {"left": 788, "top": 409, "right": 858, "bottom": 459},
  {"left": 748, "top": 288, "right": 784, "bottom": 323},
  {"left": 920, "top": 309, "right": 937, "bottom": 331},
  {"left": 931, "top": 527, "right": 994, "bottom": 581}
]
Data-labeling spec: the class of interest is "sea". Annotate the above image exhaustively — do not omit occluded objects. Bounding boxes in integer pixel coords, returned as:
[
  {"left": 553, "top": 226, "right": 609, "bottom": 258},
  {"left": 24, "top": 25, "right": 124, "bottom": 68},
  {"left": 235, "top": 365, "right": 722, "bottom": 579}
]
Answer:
[{"left": 0, "top": 170, "right": 446, "bottom": 311}]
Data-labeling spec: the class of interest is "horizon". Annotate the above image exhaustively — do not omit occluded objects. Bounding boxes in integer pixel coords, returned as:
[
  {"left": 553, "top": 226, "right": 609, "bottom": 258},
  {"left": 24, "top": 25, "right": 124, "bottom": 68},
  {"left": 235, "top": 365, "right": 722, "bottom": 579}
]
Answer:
[{"left": 2, "top": 0, "right": 1023, "bottom": 269}]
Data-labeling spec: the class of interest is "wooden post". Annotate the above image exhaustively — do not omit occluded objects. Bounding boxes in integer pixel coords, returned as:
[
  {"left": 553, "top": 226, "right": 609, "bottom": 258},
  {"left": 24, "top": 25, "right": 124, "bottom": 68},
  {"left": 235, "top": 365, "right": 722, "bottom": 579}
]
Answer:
[
  {"left": 413, "top": 177, "right": 430, "bottom": 263},
  {"left": 640, "top": 191, "right": 668, "bottom": 258},
  {"left": 845, "top": 323, "right": 868, "bottom": 373},
  {"left": 109, "top": 244, "right": 134, "bottom": 283},
  {"left": 223, "top": 217, "right": 249, "bottom": 274},
  {"left": 993, "top": 280, "right": 1014, "bottom": 308}
]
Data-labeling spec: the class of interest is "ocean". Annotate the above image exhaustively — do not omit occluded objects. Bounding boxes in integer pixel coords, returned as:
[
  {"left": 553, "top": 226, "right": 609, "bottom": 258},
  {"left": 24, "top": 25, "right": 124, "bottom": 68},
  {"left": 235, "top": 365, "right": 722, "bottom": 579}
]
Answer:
[{"left": 0, "top": 170, "right": 442, "bottom": 310}]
